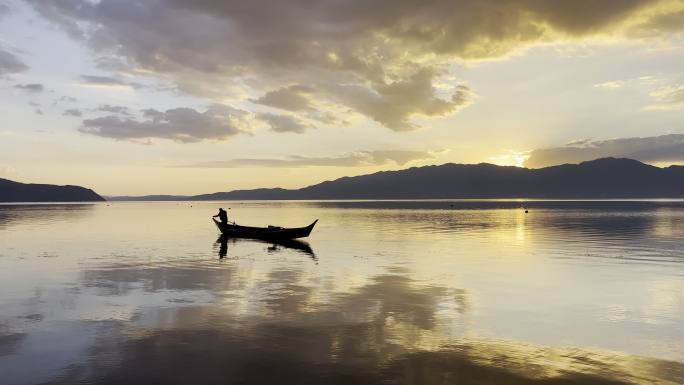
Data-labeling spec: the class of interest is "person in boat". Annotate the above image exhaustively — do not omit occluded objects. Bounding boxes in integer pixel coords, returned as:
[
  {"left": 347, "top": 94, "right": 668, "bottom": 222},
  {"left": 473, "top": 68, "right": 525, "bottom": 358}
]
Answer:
[{"left": 213, "top": 208, "right": 228, "bottom": 225}]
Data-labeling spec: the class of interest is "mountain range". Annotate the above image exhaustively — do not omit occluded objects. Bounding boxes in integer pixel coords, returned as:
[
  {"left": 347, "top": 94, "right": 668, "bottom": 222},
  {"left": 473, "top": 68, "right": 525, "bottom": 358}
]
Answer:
[
  {"left": 3, "top": 158, "right": 684, "bottom": 202},
  {"left": 108, "top": 158, "right": 684, "bottom": 201},
  {"left": 0, "top": 178, "right": 105, "bottom": 202}
]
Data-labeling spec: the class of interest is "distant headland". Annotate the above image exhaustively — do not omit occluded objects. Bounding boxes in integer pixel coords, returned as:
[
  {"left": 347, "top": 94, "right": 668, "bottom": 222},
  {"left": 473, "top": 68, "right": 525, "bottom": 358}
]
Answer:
[
  {"left": 108, "top": 158, "right": 684, "bottom": 201},
  {"left": 0, "top": 178, "right": 105, "bottom": 202}
]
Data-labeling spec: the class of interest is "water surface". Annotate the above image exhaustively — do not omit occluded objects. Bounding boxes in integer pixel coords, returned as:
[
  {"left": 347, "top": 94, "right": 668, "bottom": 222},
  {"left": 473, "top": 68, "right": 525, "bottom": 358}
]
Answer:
[{"left": 1, "top": 201, "right": 683, "bottom": 384}]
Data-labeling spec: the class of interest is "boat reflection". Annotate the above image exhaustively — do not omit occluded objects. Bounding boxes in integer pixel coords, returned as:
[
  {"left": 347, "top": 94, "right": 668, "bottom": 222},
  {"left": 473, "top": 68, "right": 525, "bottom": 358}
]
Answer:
[{"left": 215, "top": 234, "right": 316, "bottom": 260}]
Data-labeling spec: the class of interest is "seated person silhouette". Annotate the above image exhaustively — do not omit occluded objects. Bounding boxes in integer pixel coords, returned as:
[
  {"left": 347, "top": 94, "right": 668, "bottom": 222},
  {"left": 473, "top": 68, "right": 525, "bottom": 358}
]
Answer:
[{"left": 213, "top": 208, "right": 228, "bottom": 225}]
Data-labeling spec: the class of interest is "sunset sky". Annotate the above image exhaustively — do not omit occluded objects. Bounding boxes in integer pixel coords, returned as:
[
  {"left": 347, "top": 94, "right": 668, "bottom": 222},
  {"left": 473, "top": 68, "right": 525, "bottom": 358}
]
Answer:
[{"left": 1, "top": 0, "right": 683, "bottom": 195}]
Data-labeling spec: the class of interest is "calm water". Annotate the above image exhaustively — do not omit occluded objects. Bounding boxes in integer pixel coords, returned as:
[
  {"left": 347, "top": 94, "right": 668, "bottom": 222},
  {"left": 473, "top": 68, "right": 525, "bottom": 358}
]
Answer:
[{"left": 1, "top": 201, "right": 683, "bottom": 384}]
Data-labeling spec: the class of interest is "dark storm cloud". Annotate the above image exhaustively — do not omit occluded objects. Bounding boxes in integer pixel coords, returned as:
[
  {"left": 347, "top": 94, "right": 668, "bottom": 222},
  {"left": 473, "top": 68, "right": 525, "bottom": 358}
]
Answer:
[
  {"left": 63, "top": 108, "right": 82, "bottom": 117},
  {"left": 180, "top": 150, "right": 441, "bottom": 168},
  {"left": 525, "top": 134, "right": 684, "bottom": 168},
  {"left": 80, "top": 105, "right": 252, "bottom": 143},
  {"left": 13, "top": 83, "right": 44, "bottom": 93},
  {"left": 29, "top": 0, "right": 683, "bottom": 131}
]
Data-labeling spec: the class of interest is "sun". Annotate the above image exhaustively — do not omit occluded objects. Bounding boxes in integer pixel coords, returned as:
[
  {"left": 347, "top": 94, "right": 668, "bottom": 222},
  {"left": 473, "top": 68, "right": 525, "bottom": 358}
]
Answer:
[{"left": 487, "top": 151, "right": 531, "bottom": 168}]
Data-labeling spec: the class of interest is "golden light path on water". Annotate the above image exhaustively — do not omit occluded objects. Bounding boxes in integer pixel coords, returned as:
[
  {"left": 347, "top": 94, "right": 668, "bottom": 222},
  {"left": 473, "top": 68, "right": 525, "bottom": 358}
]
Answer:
[{"left": 0, "top": 201, "right": 683, "bottom": 384}]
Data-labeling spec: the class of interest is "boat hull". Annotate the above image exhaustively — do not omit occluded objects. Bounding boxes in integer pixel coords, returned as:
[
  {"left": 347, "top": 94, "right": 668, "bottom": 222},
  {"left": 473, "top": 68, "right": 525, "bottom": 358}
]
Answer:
[{"left": 213, "top": 218, "right": 317, "bottom": 240}]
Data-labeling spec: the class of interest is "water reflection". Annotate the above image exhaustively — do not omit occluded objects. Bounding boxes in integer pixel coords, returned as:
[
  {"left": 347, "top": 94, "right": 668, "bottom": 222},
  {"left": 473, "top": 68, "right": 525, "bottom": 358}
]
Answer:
[
  {"left": 0, "top": 332, "right": 26, "bottom": 357},
  {"left": 306, "top": 199, "right": 684, "bottom": 211},
  {"left": 42, "top": 324, "right": 684, "bottom": 385},
  {"left": 215, "top": 234, "right": 317, "bottom": 260},
  {"left": 7, "top": 263, "right": 682, "bottom": 385},
  {"left": 1, "top": 201, "right": 684, "bottom": 384},
  {"left": 217, "top": 235, "right": 228, "bottom": 258},
  {"left": 266, "top": 239, "right": 316, "bottom": 259},
  {"left": 0, "top": 203, "right": 96, "bottom": 229}
]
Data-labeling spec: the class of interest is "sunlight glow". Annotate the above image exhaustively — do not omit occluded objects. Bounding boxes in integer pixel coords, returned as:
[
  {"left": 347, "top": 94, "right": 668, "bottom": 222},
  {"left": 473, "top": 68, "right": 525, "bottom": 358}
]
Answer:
[{"left": 487, "top": 151, "right": 531, "bottom": 168}]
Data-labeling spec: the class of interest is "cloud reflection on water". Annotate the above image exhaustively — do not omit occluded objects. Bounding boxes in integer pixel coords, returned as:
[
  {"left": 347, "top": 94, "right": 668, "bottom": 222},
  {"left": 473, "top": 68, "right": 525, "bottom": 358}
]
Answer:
[
  {"left": 1, "top": 201, "right": 684, "bottom": 384},
  {"left": 21, "top": 262, "right": 683, "bottom": 385}
]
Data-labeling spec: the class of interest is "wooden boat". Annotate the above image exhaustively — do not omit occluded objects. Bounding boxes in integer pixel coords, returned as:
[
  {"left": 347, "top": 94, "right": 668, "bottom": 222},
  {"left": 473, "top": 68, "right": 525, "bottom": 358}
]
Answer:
[{"left": 212, "top": 218, "right": 317, "bottom": 240}]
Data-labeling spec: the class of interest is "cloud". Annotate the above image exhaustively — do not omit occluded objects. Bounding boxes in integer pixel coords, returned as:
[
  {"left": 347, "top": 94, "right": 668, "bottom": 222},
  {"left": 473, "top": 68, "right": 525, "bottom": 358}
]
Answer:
[
  {"left": 594, "top": 75, "right": 658, "bottom": 89},
  {"left": 96, "top": 104, "right": 131, "bottom": 115},
  {"left": 329, "top": 69, "right": 475, "bottom": 131},
  {"left": 253, "top": 85, "right": 315, "bottom": 111},
  {"left": 593, "top": 76, "right": 683, "bottom": 110},
  {"left": 594, "top": 80, "right": 630, "bottom": 89},
  {"left": 31, "top": 0, "right": 684, "bottom": 72},
  {"left": 54, "top": 95, "right": 78, "bottom": 104},
  {"left": 63, "top": 108, "right": 83, "bottom": 117},
  {"left": 180, "top": 149, "right": 442, "bottom": 168},
  {"left": 31, "top": 0, "right": 682, "bottom": 132},
  {"left": 79, "top": 75, "right": 143, "bottom": 89},
  {"left": 253, "top": 87, "right": 349, "bottom": 126},
  {"left": 525, "top": 134, "right": 684, "bottom": 167},
  {"left": 628, "top": 8, "right": 684, "bottom": 37},
  {"left": 646, "top": 84, "right": 684, "bottom": 110},
  {"left": 258, "top": 113, "right": 311, "bottom": 134},
  {"left": 80, "top": 105, "right": 253, "bottom": 143},
  {"left": 14, "top": 83, "right": 44, "bottom": 93},
  {"left": 0, "top": 3, "right": 10, "bottom": 19}
]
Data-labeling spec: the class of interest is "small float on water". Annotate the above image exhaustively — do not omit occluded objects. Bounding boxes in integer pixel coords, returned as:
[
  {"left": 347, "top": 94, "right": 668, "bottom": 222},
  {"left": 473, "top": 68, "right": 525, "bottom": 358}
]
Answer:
[{"left": 212, "top": 218, "right": 317, "bottom": 240}]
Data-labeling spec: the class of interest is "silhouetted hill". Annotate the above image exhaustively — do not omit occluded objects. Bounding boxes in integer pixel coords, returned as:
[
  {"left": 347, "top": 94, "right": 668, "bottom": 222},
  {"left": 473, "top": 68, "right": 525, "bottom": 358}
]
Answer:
[
  {"left": 0, "top": 178, "right": 105, "bottom": 202},
  {"left": 108, "top": 158, "right": 684, "bottom": 201}
]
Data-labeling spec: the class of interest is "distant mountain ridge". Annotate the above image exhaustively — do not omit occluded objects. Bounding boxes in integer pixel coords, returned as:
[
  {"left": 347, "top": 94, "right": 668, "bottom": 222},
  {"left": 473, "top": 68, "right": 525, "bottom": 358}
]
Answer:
[
  {"left": 109, "top": 158, "right": 684, "bottom": 201},
  {"left": 0, "top": 178, "right": 105, "bottom": 202}
]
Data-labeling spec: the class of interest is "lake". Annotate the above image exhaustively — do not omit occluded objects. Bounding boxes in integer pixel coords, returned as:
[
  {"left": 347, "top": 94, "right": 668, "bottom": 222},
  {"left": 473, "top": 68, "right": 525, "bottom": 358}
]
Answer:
[{"left": 1, "top": 201, "right": 683, "bottom": 384}]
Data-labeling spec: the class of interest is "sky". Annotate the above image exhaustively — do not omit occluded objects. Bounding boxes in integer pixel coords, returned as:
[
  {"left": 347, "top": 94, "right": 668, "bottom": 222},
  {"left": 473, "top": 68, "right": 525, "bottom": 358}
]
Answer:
[{"left": 0, "top": 0, "right": 683, "bottom": 196}]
